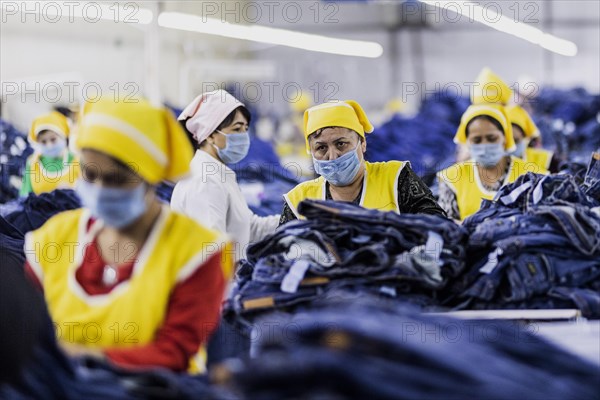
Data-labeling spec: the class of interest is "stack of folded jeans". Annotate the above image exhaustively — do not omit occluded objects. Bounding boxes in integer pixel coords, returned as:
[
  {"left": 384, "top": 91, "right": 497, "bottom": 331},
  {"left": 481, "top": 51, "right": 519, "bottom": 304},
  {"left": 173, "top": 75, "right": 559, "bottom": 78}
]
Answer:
[
  {"left": 225, "top": 200, "right": 468, "bottom": 331},
  {"left": 4, "top": 189, "right": 81, "bottom": 235},
  {"left": 453, "top": 153, "right": 600, "bottom": 317},
  {"left": 532, "top": 88, "right": 600, "bottom": 160},
  {"left": 219, "top": 295, "right": 600, "bottom": 400}
]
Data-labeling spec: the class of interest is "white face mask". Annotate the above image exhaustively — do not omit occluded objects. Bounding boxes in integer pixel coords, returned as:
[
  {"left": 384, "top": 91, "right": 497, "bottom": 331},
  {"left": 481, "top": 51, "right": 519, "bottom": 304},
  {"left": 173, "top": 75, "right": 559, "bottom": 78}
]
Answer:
[
  {"left": 36, "top": 138, "right": 67, "bottom": 158},
  {"left": 213, "top": 130, "right": 250, "bottom": 164}
]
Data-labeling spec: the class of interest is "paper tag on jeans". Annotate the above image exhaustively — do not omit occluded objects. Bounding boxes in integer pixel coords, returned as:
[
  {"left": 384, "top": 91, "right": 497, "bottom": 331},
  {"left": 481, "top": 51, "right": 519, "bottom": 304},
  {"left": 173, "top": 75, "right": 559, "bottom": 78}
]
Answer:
[
  {"left": 532, "top": 176, "right": 548, "bottom": 205},
  {"left": 499, "top": 181, "right": 532, "bottom": 205},
  {"left": 281, "top": 259, "right": 311, "bottom": 294},
  {"left": 425, "top": 231, "right": 444, "bottom": 262},
  {"left": 479, "top": 247, "right": 503, "bottom": 274}
]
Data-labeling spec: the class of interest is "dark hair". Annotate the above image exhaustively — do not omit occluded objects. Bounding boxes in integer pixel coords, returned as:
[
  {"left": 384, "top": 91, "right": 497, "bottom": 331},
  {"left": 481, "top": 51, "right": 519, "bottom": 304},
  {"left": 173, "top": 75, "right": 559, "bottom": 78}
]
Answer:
[
  {"left": 180, "top": 106, "right": 251, "bottom": 150},
  {"left": 465, "top": 115, "right": 504, "bottom": 137}
]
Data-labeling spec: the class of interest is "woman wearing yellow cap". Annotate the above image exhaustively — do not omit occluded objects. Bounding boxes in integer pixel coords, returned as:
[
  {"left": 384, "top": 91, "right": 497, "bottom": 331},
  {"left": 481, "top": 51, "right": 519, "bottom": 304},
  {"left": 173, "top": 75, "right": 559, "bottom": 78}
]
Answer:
[
  {"left": 23, "top": 99, "right": 232, "bottom": 372},
  {"left": 437, "top": 68, "right": 549, "bottom": 221},
  {"left": 437, "top": 104, "right": 548, "bottom": 221},
  {"left": 20, "top": 111, "right": 80, "bottom": 196},
  {"left": 507, "top": 104, "right": 558, "bottom": 172},
  {"left": 280, "top": 100, "right": 445, "bottom": 223}
]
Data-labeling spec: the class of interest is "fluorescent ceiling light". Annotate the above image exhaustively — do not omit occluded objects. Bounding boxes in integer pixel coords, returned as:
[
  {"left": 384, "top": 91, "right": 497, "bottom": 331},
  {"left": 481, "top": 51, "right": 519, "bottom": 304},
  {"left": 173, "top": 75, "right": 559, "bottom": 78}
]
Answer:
[
  {"left": 0, "top": 1, "right": 153, "bottom": 24},
  {"left": 419, "top": 1, "right": 578, "bottom": 57},
  {"left": 158, "top": 12, "right": 384, "bottom": 58}
]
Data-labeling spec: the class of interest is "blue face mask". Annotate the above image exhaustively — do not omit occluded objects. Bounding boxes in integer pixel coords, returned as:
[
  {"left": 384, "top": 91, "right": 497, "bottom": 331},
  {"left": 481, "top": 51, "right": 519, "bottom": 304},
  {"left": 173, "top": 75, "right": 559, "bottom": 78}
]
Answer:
[
  {"left": 75, "top": 179, "right": 147, "bottom": 229},
  {"left": 511, "top": 141, "right": 527, "bottom": 158},
  {"left": 38, "top": 139, "right": 67, "bottom": 158},
  {"left": 470, "top": 143, "right": 506, "bottom": 167},
  {"left": 313, "top": 144, "right": 362, "bottom": 186},
  {"left": 214, "top": 131, "right": 250, "bottom": 164}
]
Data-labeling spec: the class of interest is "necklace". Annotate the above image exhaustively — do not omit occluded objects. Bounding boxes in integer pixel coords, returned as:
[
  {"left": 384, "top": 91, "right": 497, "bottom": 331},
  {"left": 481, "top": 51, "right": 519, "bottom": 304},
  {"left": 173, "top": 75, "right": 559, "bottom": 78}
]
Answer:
[{"left": 102, "top": 264, "right": 119, "bottom": 286}]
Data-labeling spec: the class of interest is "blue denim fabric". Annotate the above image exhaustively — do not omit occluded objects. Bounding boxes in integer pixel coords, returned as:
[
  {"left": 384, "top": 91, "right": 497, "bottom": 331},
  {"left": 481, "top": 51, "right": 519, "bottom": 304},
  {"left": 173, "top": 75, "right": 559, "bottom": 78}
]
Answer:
[
  {"left": 4, "top": 189, "right": 81, "bottom": 234},
  {"left": 0, "top": 119, "right": 33, "bottom": 203},
  {"left": 583, "top": 152, "right": 600, "bottom": 200},
  {"left": 225, "top": 200, "right": 468, "bottom": 332},
  {"left": 224, "top": 296, "right": 600, "bottom": 400},
  {"left": 454, "top": 155, "right": 600, "bottom": 317}
]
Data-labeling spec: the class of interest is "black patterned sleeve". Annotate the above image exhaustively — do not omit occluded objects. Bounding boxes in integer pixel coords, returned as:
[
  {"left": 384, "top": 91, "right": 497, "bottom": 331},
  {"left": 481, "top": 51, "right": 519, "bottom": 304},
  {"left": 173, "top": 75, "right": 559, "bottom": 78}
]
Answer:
[
  {"left": 278, "top": 201, "right": 298, "bottom": 226},
  {"left": 437, "top": 180, "right": 461, "bottom": 221},
  {"left": 397, "top": 165, "right": 447, "bottom": 217}
]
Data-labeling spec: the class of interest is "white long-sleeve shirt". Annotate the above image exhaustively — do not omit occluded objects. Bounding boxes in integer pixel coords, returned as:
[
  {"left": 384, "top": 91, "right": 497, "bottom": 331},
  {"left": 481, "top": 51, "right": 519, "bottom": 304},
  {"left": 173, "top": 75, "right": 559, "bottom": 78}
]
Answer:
[{"left": 171, "top": 150, "right": 280, "bottom": 260}]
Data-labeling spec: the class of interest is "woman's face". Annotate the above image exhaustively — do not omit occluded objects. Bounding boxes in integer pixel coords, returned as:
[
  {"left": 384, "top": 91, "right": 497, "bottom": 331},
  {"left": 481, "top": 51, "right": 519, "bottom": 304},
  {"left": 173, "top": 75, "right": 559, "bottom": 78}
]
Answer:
[
  {"left": 80, "top": 149, "right": 144, "bottom": 189},
  {"left": 309, "top": 127, "right": 366, "bottom": 161},
  {"left": 512, "top": 123, "right": 525, "bottom": 144},
  {"left": 37, "top": 130, "right": 62, "bottom": 146},
  {"left": 213, "top": 110, "right": 249, "bottom": 149},
  {"left": 467, "top": 118, "right": 505, "bottom": 146}
]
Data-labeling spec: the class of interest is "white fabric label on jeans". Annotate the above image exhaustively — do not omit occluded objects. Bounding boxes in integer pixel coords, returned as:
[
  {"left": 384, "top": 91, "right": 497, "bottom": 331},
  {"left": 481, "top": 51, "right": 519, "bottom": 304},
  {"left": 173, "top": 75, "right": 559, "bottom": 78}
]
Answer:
[
  {"left": 532, "top": 176, "right": 548, "bottom": 205},
  {"left": 425, "top": 231, "right": 444, "bottom": 261},
  {"left": 479, "top": 247, "right": 504, "bottom": 274},
  {"left": 281, "top": 259, "right": 311, "bottom": 294},
  {"left": 499, "top": 181, "right": 532, "bottom": 205}
]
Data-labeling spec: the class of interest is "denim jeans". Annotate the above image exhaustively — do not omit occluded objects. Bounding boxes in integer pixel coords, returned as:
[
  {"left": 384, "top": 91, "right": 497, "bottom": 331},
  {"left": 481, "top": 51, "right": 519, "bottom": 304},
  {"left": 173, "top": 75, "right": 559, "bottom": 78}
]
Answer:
[{"left": 224, "top": 296, "right": 600, "bottom": 400}]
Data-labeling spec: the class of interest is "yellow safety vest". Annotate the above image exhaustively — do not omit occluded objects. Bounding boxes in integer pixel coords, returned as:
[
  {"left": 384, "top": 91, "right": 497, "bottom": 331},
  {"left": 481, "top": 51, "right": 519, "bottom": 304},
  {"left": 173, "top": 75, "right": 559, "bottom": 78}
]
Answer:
[
  {"left": 284, "top": 161, "right": 406, "bottom": 218},
  {"left": 28, "top": 153, "right": 80, "bottom": 195},
  {"left": 437, "top": 156, "right": 547, "bottom": 220},
  {"left": 25, "top": 206, "right": 233, "bottom": 373},
  {"left": 524, "top": 147, "right": 553, "bottom": 171}
]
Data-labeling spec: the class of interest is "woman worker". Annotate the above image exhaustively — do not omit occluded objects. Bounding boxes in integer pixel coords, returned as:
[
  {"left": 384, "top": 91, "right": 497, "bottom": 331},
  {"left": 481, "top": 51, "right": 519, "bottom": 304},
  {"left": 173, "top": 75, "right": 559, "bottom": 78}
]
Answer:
[
  {"left": 24, "top": 99, "right": 232, "bottom": 373},
  {"left": 171, "top": 90, "right": 279, "bottom": 260},
  {"left": 279, "top": 100, "right": 446, "bottom": 224},
  {"left": 437, "top": 68, "right": 549, "bottom": 221},
  {"left": 20, "top": 111, "right": 79, "bottom": 196},
  {"left": 507, "top": 104, "right": 559, "bottom": 173}
]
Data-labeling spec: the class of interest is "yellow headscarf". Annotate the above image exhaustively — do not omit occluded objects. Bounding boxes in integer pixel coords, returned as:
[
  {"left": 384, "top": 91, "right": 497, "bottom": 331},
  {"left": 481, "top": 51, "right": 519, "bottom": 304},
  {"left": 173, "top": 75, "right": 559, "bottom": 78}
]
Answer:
[
  {"left": 454, "top": 104, "right": 516, "bottom": 152},
  {"left": 76, "top": 99, "right": 193, "bottom": 184},
  {"left": 29, "top": 111, "right": 70, "bottom": 142},
  {"left": 506, "top": 104, "right": 540, "bottom": 138},
  {"left": 454, "top": 68, "right": 516, "bottom": 152},
  {"left": 471, "top": 67, "right": 513, "bottom": 105},
  {"left": 303, "top": 100, "right": 374, "bottom": 153}
]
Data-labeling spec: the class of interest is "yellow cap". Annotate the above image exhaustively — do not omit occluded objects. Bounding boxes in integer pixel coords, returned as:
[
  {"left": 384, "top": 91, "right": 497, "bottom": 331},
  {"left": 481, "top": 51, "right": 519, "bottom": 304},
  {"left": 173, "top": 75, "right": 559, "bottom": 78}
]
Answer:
[
  {"left": 290, "top": 91, "right": 313, "bottom": 114},
  {"left": 29, "top": 111, "right": 70, "bottom": 142},
  {"left": 303, "top": 100, "right": 374, "bottom": 153},
  {"left": 471, "top": 67, "right": 513, "bottom": 105},
  {"left": 454, "top": 103, "right": 516, "bottom": 152},
  {"left": 76, "top": 98, "right": 193, "bottom": 184},
  {"left": 506, "top": 104, "right": 540, "bottom": 138}
]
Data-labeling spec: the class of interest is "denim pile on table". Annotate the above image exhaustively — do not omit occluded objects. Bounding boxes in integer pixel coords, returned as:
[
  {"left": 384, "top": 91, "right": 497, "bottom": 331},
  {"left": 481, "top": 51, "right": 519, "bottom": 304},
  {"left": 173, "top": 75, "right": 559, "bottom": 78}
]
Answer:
[
  {"left": 224, "top": 199, "right": 469, "bottom": 332},
  {"left": 218, "top": 295, "right": 600, "bottom": 400},
  {"left": 0, "top": 119, "right": 32, "bottom": 203},
  {"left": 532, "top": 88, "right": 600, "bottom": 161},
  {"left": 366, "top": 92, "right": 469, "bottom": 185},
  {"left": 3, "top": 189, "right": 81, "bottom": 235},
  {"left": 451, "top": 153, "right": 600, "bottom": 318}
]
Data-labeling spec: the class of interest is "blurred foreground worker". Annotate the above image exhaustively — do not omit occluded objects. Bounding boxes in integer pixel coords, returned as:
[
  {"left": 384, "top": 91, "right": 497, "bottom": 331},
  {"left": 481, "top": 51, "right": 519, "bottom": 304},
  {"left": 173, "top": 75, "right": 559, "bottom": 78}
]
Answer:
[
  {"left": 172, "top": 90, "right": 279, "bottom": 261},
  {"left": 437, "top": 68, "right": 548, "bottom": 221},
  {"left": 20, "top": 111, "right": 80, "bottom": 196},
  {"left": 24, "top": 98, "right": 233, "bottom": 373},
  {"left": 507, "top": 104, "right": 559, "bottom": 173},
  {"left": 279, "top": 100, "right": 445, "bottom": 224}
]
